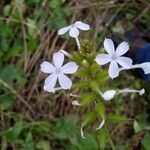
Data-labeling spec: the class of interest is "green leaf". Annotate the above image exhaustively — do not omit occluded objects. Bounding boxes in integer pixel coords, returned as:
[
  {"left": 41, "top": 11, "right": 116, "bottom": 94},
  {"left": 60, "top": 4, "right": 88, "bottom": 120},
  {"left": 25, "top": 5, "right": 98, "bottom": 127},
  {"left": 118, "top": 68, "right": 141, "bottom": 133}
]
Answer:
[
  {"left": 142, "top": 135, "right": 150, "bottom": 150},
  {"left": 5, "top": 121, "right": 24, "bottom": 141},
  {"left": 78, "top": 134, "right": 98, "bottom": 150},
  {"left": 31, "top": 121, "right": 52, "bottom": 134},
  {"left": 82, "top": 111, "right": 96, "bottom": 126},
  {"left": 27, "top": 38, "right": 37, "bottom": 53},
  {"left": 3, "top": 39, "right": 22, "bottom": 60},
  {"left": 0, "top": 93, "right": 15, "bottom": 110},
  {"left": 80, "top": 92, "right": 99, "bottom": 105},
  {"left": 75, "top": 69, "right": 90, "bottom": 77},
  {"left": 27, "top": 18, "right": 39, "bottom": 37},
  {"left": 98, "top": 128, "right": 108, "bottom": 149},
  {"left": 0, "top": 22, "right": 13, "bottom": 37},
  {"left": 21, "top": 132, "right": 35, "bottom": 150},
  {"left": 107, "top": 114, "right": 127, "bottom": 123},
  {"left": 72, "top": 82, "right": 89, "bottom": 89},
  {"left": 0, "top": 65, "right": 26, "bottom": 87},
  {"left": 95, "top": 102, "right": 105, "bottom": 117},
  {"left": 134, "top": 120, "right": 143, "bottom": 133},
  {"left": 36, "top": 140, "right": 50, "bottom": 150},
  {"left": 55, "top": 117, "right": 77, "bottom": 140},
  {"left": 49, "top": 0, "right": 61, "bottom": 8},
  {"left": 3, "top": 5, "right": 11, "bottom": 16},
  {"left": 112, "top": 21, "right": 125, "bottom": 34}
]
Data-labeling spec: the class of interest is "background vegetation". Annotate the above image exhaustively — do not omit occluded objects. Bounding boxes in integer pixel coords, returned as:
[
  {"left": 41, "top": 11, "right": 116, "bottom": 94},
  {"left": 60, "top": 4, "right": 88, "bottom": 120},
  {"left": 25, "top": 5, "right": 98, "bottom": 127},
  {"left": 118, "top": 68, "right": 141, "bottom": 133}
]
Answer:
[{"left": 0, "top": 0, "right": 149, "bottom": 149}]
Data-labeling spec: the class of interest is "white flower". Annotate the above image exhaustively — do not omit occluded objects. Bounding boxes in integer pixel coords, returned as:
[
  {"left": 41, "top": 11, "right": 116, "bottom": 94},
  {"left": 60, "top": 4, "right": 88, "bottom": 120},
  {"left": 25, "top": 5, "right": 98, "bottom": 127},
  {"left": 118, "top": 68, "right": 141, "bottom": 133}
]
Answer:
[
  {"left": 58, "top": 21, "right": 90, "bottom": 38},
  {"left": 102, "top": 90, "right": 116, "bottom": 101},
  {"left": 95, "top": 38, "right": 133, "bottom": 79},
  {"left": 40, "top": 51, "right": 78, "bottom": 92}
]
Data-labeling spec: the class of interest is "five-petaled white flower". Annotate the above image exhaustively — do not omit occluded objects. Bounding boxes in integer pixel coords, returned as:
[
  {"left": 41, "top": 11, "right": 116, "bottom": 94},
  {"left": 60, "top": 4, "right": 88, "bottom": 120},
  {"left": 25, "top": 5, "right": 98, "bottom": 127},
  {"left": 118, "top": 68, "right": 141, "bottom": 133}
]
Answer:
[
  {"left": 58, "top": 21, "right": 90, "bottom": 38},
  {"left": 40, "top": 51, "right": 78, "bottom": 93},
  {"left": 95, "top": 38, "right": 133, "bottom": 79}
]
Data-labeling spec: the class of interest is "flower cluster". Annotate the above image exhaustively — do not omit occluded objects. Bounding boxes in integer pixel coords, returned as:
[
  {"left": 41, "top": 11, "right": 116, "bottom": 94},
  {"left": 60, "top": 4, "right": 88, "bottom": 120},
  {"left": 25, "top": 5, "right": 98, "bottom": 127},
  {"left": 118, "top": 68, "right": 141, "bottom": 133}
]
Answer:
[{"left": 40, "top": 21, "right": 150, "bottom": 138}]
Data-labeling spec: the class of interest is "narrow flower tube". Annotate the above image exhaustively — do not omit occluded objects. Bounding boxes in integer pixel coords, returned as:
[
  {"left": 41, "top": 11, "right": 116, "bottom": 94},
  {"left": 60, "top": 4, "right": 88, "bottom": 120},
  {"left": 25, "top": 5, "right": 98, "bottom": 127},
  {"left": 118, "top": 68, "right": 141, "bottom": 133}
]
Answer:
[
  {"left": 75, "top": 37, "right": 81, "bottom": 49},
  {"left": 45, "top": 87, "right": 62, "bottom": 93},
  {"left": 60, "top": 49, "right": 71, "bottom": 58},
  {"left": 80, "top": 125, "right": 86, "bottom": 139},
  {"left": 118, "top": 88, "right": 145, "bottom": 95},
  {"left": 96, "top": 118, "right": 105, "bottom": 130}
]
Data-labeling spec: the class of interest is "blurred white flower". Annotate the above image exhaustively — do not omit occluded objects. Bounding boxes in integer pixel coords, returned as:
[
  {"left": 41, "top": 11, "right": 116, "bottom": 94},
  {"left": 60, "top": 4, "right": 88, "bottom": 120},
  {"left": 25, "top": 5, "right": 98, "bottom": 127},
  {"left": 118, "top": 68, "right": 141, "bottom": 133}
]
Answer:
[
  {"left": 95, "top": 38, "right": 133, "bottom": 79},
  {"left": 96, "top": 118, "right": 105, "bottom": 130},
  {"left": 58, "top": 21, "right": 90, "bottom": 38},
  {"left": 40, "top": 51, "right": 78, "bottom": 92}
]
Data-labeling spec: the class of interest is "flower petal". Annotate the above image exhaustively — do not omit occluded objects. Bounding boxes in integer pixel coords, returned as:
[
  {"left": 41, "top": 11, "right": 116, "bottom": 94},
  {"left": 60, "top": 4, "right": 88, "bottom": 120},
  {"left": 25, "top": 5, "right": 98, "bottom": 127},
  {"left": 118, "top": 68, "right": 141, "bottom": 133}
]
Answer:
[
  {"left": 95, "top": 54, "right": 111, "bottom": 65},
  {"left": 69, "top": 27, "right": 79, "bottom": 38},
  {"left": 44, "top": 74, "right": 57, "bottom": 92},
  {"left": 115, "top": 41, "right": 129, "bottom": 56},
  {"left": 61, "top": 62, "right": 78, "bottom": 74},
  {"left": 58, "top": 74, "right": 72, "bottom": 89},
  {"left": 109, "top": 61, "right": 119, "bottom": 79},
  {"left": 102, "top": 90, "right": 116, "bottom": 101},
  {"left": 116, "top": 57, "right": 133, "bottom": 69},
  {"left": 40, "top": 61, "right": 55, "bottom": 73},
  {"left": 104, "top": 38, "right": 115, "bottom": 55},
  {"left": 74, "top": 21, "right": 90, "bottom": 30},
  {"left": 58, "top": 25, "right": 71, "bottom": 35},
  {"left": 53, "top": 51, "right": 64, "bottom": 67}
]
